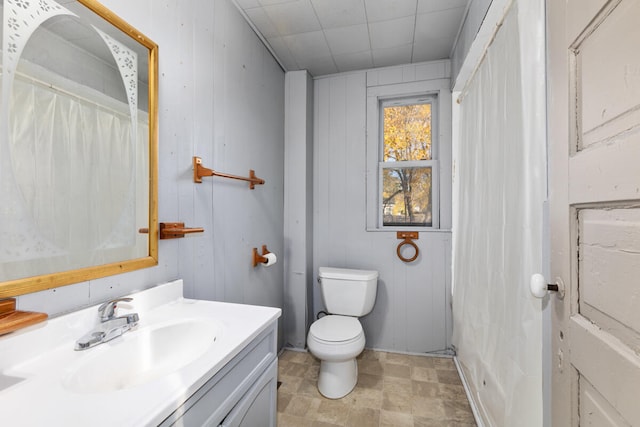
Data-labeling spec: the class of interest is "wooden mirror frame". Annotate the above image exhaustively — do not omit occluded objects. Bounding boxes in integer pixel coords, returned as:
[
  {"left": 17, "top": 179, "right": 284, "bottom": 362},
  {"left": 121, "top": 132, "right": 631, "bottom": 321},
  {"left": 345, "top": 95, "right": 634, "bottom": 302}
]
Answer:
[{"left": 0, "top": 0, "right": 158, "bottom": 298}]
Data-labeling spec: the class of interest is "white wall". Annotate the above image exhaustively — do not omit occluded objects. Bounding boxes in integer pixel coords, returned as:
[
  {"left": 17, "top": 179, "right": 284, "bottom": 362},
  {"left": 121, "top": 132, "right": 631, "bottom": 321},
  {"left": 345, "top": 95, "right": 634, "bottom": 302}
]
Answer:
[
  {"left": 450, "top": 0, "right": 492, "bottom": 89},
  {"left": 15, "top": 0, "right": 285, "bottom": 334},
  {"left": 313, "top": 62, "right": 452, "bottom": 353}
]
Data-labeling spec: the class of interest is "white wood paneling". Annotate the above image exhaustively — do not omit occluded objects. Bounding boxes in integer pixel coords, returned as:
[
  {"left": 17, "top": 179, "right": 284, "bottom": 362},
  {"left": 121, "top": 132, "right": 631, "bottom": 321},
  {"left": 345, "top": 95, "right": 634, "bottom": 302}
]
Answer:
[
  {"left": 313, "top": 62, "right": 452, "bottom": 353},
  {"left": 283, "top": 71, "right": 314, "bottom": 349},
  {"left": 16, "top": 0, "right": 286, "bottom": 336}
]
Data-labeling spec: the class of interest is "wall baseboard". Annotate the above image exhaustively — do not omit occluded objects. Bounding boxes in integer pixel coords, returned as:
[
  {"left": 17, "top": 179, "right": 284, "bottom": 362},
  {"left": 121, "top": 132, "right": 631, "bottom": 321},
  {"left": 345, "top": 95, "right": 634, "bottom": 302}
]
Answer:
[{"left": 454, "top": 356, "right": 486, "bottom": 427}]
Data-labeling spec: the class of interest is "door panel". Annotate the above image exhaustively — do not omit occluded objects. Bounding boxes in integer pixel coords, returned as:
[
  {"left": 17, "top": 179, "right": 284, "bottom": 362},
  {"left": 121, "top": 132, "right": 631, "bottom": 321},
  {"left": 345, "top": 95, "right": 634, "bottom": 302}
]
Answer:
[
  {"left": 548, "top": 0, "right": 640, "bottom": 425},
  {"left": 578, "top": 208, "right": 640, "bottom": 343},
  {"left": 570, "top": 316, "right": 640, "bottom": 423},
  {"left": 580, "top": 376, "right": 632, "bottom": 427},
  {"left": 574, "top": 0, "right": 640, "bottom": 150}
]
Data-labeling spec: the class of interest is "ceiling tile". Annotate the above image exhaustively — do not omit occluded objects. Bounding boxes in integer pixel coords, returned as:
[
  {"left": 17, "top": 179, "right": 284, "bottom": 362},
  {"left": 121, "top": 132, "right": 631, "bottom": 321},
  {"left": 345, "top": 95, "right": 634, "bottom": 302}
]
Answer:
[
  {"left": 266, "top": 36, "right": 300, "bottom": 70},
  {"left": 234, "top": 0, "right": 261, "bottom": 9},
  {"left": 263, "top": 0, "right": 321, "bottom": 36},
  {"left": 372, "top": 43, "right": 412, "bottom": 67},
  {"left": 414, "top": 7, "right": 465, "bottom": 42},
  {"left": 296, "top": 56, "right": 338, "bottom": 76},
  {"left": 412, "top": 37, "right": 455, "bottom": 62},
  {"left": 258, "top": 0, "right": 298, "bottom": 5},
  {"left": 368, "top": 15, "right": 415, "bottom": 50},
  {"left": 417, "top": 0, "right": 468, "bottom": 14},
  {"left": 310, "top": 0, "right": 367, "bottom": 29},
  {"left": 282, "top": 31, "right": 332, "bottom": 59},
  {"left": 323, "top": 24, "right": 370, "bottom": 55},
  {"left": 333, "top": 50, "right": 374, "bottom": 72},
  {"left": 245, "top": 7, "right": 279, "bottom": 39},
  {"left": 364, "top": 0, "right": 417, "bottom": 23}
]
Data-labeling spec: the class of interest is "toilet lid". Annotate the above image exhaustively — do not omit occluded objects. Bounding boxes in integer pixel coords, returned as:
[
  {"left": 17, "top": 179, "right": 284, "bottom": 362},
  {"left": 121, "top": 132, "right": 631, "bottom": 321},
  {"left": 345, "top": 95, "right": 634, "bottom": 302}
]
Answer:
[{"left": 309, "top": 315, "right": 362, "bottom": 342}]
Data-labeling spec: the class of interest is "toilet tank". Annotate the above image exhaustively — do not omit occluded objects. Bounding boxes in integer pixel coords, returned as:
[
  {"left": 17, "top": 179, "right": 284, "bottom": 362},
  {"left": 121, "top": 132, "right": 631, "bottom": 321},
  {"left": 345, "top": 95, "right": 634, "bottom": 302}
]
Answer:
[{"left": 318, "top": 267, "right": 378, "bottom": 316}]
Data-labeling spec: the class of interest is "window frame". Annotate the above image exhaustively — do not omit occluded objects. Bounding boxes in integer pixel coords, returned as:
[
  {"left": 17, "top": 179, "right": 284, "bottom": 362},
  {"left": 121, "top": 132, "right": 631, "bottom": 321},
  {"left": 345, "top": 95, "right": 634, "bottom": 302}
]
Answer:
[
  {"left": 377, "top": 95, "right": 439, "bottom": 229},
  {"left": 366, "top": 80, "right": 447, "bottom": 232}
]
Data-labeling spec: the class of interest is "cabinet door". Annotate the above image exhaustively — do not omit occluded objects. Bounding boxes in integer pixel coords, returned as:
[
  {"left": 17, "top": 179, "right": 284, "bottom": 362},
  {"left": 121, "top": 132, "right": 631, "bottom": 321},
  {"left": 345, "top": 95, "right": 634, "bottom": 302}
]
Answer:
[{"left": 220, "top": 359, "right": 277, "bottom": 427}]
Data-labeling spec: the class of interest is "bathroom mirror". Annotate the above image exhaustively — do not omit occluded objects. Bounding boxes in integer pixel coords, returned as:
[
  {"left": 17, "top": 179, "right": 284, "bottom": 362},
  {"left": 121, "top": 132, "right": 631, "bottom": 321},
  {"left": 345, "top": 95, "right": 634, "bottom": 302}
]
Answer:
[{"left": 0, "top": 0, "right": 158, "bottom": 297}]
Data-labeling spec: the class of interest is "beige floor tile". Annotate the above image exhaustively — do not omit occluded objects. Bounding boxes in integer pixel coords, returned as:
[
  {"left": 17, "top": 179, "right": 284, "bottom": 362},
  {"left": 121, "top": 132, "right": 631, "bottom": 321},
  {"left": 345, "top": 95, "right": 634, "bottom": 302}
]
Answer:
[
  {"left": 278, "top": 349, "right": 475, "bottom": 427},
  {"left": 278, "top": 375, "right": 302, "bottom": 394},
  {"left": 412, "top": 380, "right": 440, "bottom": 398},
  {"left": 380, "top": 409, "right": 414, "bottom": 427},
  {"left": 432, "top": 357, "right": 457, "bottom": 370},
  {"left": 382, "top": 376, "right": 412, "bottom": 395},
  {"left": 358, "top": 349, "right": 386, "bottom": 361},
  {"left": 358, "top": 359, "right": 384, "bottom": 376},
  {"left": 277, "top": 412, "right": 314, "bottom": 427},
  {"left": 280, "top": 350, "right": 308, "bottom": 363},
  {"left": 411, "top": 366, "right": 438, "bottom": 382},
  {"left": 278, "top": 391, "right": 293, "bottom": 412},
  {"left": 313, "top": 399, "right": 351, "bottom": 425},
  {"left": 382, "top": 389, "right": 413, "bottom": 414},
  {"left": 438, "top": 383, "right": 468, "bottom": 400},
  {"left": 342, "top": 386, "right": 383, "bottom": 409},
  {"left": 356, "top": 372, "right": 384, "bottom": 390},
  {"left": 305, "top": 364, "right": 320, "bottom": 380},
  {"left": 345, "top": 407, "right": 380, "bottom": 427},
  {"left": 285, "top": 394, "right": 316, "bottom": 417},
  {"left": 297, "top": 378, "right": 325, "bottom": 399},
  {"left": 411, "top": 395, "right": 446, "bottom": 419},
  {"left": 282, "top": 361, "right": 308, "bottom": 377},
  {"left": 443, "top": 399, "right": 476, "bottom": 423},
  {"left": 384, "top": 352, "right": 413, "bottom": 366},
  {"left": 278, "top": 375, "right": 303, "bottom": 394},
  {"left": 384, "top": 362, "right": 411, "bottom": 379},
  {"left": 312, "top": 422, "right": 344, "bottom": 427},
  {"left": 436, "top": 369, "right": 463, "bottom": 385},
  {"left": 408, "top": 355, "right": 436, "bottom": 368},
  {"left": 278, "top": 360, "right": 290, "bottom": 376}
]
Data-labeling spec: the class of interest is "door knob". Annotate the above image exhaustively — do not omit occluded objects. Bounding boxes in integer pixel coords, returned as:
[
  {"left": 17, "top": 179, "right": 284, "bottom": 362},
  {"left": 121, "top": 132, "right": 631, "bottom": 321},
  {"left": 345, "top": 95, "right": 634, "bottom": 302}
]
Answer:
[{"left": 530, "top": 274, "right": 565, "bottom": 299}]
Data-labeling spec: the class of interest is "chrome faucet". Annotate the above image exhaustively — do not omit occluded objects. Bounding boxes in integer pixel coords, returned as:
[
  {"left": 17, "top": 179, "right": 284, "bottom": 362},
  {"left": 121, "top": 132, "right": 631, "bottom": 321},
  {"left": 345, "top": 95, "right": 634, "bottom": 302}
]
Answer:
[{"left": 74, "top": 297, "right": 139, "bottom": 351}]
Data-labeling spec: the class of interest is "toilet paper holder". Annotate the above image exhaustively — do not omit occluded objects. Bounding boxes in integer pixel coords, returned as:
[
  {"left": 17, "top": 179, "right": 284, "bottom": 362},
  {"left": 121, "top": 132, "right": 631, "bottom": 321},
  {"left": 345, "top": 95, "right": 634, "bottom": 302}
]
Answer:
[{"left": 252, "top": 245, "right": 272, "bottom": 267}]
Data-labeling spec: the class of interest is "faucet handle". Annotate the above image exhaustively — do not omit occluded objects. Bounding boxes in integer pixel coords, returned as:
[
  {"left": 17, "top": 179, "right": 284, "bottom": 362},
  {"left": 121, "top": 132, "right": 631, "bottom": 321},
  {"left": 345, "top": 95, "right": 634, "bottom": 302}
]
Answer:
[{"left": 98, "top": 297, "right": 133, "bottom": 321}]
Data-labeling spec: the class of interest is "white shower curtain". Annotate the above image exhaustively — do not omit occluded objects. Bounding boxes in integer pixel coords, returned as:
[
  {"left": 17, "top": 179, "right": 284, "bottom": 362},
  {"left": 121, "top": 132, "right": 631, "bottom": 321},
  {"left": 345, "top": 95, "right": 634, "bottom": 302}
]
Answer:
[
  {"left": 0, "top": 73, "right": 148, "bottom": 281},
  {"left": 452, "top": 0, "right": 546, "bottom": 425}
]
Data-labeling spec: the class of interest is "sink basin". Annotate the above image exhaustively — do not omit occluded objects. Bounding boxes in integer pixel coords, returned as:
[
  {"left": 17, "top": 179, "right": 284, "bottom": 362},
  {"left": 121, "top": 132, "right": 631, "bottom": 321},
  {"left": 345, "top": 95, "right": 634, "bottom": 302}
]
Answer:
[{"left": 63, "top": 319, "right": 221, "bottom": 393}]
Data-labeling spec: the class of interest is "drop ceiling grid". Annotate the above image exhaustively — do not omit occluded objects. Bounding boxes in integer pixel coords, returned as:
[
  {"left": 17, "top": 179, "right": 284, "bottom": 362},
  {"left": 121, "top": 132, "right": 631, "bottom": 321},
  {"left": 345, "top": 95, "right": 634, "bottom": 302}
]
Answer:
[{"left": 234, "top": 0, "right": 469, "bottom": 76}]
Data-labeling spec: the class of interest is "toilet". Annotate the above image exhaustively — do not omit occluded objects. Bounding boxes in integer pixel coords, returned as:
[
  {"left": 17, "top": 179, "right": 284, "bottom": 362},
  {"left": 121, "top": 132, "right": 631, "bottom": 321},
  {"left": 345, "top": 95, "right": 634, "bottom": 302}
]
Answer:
[{"left": 307, "top": 267, "right": 378, "bottom": 399}]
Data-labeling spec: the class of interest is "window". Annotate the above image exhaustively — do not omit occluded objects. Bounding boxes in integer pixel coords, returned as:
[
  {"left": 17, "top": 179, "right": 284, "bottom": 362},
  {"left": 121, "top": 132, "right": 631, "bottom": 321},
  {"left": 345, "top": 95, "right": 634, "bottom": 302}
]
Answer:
[{"left": 378, "top": 96, "right": 439, "bottom": 228}]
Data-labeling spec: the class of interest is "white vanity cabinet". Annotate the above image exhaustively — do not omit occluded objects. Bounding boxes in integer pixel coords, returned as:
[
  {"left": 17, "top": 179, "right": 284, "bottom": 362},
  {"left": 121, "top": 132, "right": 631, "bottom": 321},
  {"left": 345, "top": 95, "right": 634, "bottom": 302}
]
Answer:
[
  {"left": 0, "top": 280, "right": 281, "bottom": 427},
  {"left": 160, "top": 320, "right": 278, "bottom": 427}
]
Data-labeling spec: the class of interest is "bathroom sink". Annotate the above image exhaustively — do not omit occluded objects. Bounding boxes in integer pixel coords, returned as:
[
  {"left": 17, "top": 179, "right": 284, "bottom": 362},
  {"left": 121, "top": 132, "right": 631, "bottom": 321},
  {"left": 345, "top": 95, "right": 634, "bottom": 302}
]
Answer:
[{"left": 63, "top": 319, "right": 221, "bottom": 393}]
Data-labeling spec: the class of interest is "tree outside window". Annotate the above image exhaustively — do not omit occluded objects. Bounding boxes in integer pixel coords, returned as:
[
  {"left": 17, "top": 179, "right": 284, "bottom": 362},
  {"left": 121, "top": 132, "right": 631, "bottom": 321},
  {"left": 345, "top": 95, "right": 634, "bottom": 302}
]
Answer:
[{"left": 380, "top": 98, "right": 437, "bottom": 227}]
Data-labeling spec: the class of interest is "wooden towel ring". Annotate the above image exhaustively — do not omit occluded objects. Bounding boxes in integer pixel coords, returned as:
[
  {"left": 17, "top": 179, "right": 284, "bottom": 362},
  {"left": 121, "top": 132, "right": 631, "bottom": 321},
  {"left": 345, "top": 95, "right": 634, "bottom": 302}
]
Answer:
[{"left": 396, "top": 231, "right": 419, "bottom": 263}]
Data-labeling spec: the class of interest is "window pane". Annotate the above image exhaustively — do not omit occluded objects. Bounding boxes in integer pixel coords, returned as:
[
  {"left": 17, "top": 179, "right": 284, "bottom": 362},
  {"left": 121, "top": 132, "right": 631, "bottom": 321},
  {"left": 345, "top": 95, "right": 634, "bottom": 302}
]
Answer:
[
  {"left": 383, "top": 103, "right": 432, "bottom": 161},
  {"left": 382, "top": 167, "right": 432, "bottom": 226}
]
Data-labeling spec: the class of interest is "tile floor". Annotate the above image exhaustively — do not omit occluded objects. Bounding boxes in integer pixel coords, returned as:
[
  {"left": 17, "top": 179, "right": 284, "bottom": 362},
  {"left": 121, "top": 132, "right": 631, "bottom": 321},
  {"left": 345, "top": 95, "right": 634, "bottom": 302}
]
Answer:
[{"left": 277, "top": 349, "right": 476, "bottom": 427}]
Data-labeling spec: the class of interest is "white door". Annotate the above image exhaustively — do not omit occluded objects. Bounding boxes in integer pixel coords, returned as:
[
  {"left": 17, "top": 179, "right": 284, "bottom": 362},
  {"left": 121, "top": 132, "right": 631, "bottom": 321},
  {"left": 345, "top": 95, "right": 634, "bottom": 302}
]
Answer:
[{"left": 547, "top": 0, "right": 640, "bottom": 425}]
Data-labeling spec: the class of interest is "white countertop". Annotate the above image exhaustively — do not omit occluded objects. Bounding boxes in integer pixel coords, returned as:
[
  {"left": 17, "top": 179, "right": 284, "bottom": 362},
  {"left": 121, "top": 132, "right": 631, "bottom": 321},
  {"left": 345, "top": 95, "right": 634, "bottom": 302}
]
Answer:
[{"left": 0, "top": 280, "right": 281, "bottom": 426}]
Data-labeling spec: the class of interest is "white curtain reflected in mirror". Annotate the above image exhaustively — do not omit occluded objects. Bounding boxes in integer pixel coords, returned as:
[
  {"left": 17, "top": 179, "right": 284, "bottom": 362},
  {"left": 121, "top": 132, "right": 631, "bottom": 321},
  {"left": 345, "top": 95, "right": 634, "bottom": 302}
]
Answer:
[{"left": 0, "top": 0, "right": 153, "bottom": 284}]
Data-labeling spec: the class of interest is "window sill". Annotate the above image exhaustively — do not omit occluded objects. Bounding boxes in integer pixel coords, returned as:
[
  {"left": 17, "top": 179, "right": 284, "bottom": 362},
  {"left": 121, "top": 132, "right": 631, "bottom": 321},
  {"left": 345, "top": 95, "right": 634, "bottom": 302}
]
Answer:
[{"left": 365, "top": 227, "right": 452, "bottom": 233}]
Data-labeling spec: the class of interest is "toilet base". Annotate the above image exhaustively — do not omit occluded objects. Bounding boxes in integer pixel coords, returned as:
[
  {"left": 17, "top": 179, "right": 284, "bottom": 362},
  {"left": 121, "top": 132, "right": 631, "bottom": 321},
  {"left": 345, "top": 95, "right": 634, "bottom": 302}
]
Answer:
[{"left": 317, "top": 358, "right": 358, "bottom": 399}]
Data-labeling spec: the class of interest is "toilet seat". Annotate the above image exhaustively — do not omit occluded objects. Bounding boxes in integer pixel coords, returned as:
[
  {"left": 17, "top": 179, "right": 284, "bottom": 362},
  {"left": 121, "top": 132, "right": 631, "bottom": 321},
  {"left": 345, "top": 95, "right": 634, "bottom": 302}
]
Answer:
[{"left": 309, "top": 315, "right": 362, "bottom": 343}]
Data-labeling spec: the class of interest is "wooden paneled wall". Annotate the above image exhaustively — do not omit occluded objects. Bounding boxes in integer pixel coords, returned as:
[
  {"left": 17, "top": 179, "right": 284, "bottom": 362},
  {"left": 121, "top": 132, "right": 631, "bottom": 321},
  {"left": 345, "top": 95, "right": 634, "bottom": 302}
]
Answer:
[{"left": 313, "top": 62, "right": 452, "bottom": 353}]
